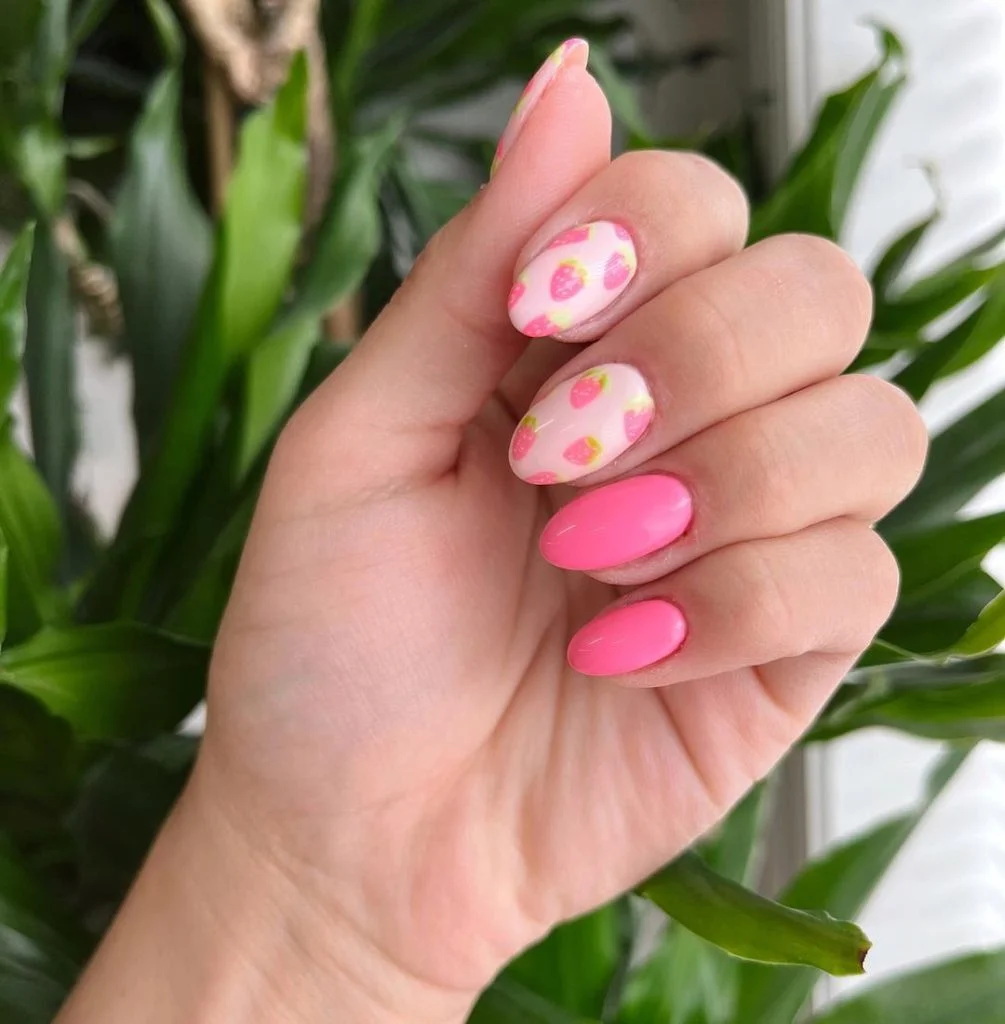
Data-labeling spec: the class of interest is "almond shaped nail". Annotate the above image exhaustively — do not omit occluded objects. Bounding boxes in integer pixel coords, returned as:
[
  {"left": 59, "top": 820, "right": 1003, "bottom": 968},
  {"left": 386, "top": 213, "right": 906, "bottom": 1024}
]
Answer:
[
  {"left": 509, "top": 221, "right": 638, "bottom": 337},
  {"left": 541, "top": 475, "right": 693, "bottom": 571},
  {"left": 509, "top": 364, "right": 654, "bottom": 484},
  {"left": 568, "top": 600, "right": 688, "bottom": 676}
]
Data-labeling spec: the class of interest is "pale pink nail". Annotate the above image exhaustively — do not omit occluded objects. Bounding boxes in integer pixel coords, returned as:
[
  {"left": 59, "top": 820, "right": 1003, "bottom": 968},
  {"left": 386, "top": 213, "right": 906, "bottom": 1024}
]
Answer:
[
  {"left": 541, "top": 475, "right": 692, "bottom": 571},
  {"left": 509, "top": 364, "right": 654, "bottom": 484},
  {"left": 568, "top": 601, "right": 688, "bottom": 677},
  {"left": 491, "top": 39, "right": 589, "bottom": 177},
  {"left": 508, "top": 221, "right": 638, "bottom": 337}
]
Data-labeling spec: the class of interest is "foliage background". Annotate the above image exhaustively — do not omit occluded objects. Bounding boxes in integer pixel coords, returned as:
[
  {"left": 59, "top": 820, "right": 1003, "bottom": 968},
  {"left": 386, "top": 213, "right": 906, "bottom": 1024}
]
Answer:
[{"left": 3, "top": 1, "right": 1005, "bottom": 1021}]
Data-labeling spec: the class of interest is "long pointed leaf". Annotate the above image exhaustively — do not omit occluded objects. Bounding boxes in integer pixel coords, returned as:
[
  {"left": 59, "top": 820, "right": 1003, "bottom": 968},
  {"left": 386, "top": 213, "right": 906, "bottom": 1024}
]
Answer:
[
  {"left": 0, "top": 224, "right": 34, "bottom": 410},
  {"left": 469, "top": 978, "right": 599, "bottom": 1023},
  {"left": 735, "top": 748, "right": 968, "bottom": 1023},
  {"left": 640, "top": 852, "right": 870, "bottom": 976}
]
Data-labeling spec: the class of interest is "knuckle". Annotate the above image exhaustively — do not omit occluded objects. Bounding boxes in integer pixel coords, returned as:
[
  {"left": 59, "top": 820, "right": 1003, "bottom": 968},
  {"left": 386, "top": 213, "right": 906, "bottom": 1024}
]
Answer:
[
  {"left": 734, "top": 416, "right": 801, "bottom": 533},
  {"left": 729, "top": 544, "right": 799, "bottom": 658}
]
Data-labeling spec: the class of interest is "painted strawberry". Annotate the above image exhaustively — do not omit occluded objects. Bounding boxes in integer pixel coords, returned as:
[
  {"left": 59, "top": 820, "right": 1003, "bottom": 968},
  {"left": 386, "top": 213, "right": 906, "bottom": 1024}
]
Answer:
[
  {"left": 550, "top": 259, "right": 588, "bottom": 301},
  {"left": 510, "top": 416, "right": 538, "bottom": 461},
  {"left": 526, "top": 471, "right": 560, "bottom": 485},
  {"left": 624, "top": 397, "right": 654, "bottom": 443},
  {"left": 563, "top": 436, "right": 603, "bottom": 466},
  {"left": 521, "top": 312, "right": 569, "bottom": 337},
  {"left": 508, "top": 278, "right": 527, "bottom": 310},
  {"left": 547, "top": 225, "right": 592, "bottom": 249},
  {"left": 614, "top": 223, "right": 632, "bottom": 241},
  {"left": 569, "top": 369, "right": 609, "bottom": 408},
  {"left": 604, "top": 250, "right": 634, "bottom": 290}
]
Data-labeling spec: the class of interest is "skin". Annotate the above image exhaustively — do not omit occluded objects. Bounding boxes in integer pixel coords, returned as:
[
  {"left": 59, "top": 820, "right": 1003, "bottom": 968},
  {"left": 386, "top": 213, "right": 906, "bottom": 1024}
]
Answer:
[{"left": 57, "top": 66, "right": 928, "bottom": 1023}]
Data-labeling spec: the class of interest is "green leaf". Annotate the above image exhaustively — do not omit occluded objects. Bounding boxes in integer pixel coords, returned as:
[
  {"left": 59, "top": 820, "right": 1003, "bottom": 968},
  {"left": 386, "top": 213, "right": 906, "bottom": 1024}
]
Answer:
[
  {"left": 880, "top": 567, "right": 1001, "bottom": 656},
  {"left": 88, "top": 55, "right": 309, "bottom": 618},
  {"left": 67, "top": 736, "right": 196, "bottom": 907},
  {"left": 884, "top": 385, "right": 1005, "bottom": 533},
  {"left": 587, "top": 46, "right": 653, "bottom": 143},
  {"left": 870, "top": 211, "right": 937, "bottom": 301},
  {"left": 0, "top": 835, "right": 83, "bottom": 1024},
  {"left": 639, "top": 852, "right": 871, "bottom": 976},
  {"left": 0, "top": 525, "right": 7, "bottom": 650},
  {"left": 892, "top": 305, "right": 983, "bottom": 401},
  {"left": 505, "top": 903, "right": 627, "bottom": 1018},
  {"left": 0, "top": 624, "right": 209, "bottom": 740},
  {"left": 938, "top": 269, "right": 1005, "bottom": 377},
  {"left": 331, "top": 0, "right": 388, "bottom": 124},
  {"left": 143, "top": 0, "right": 182, "bottom": 63},
  {"left": 15, "top": 121, "right": 65, "bottom": 216},
  {"left": 891, "top": 512, "right": 1005, "bottom": 603},
  {"left": 951, "top": 589, "right": 1005, "bottom": 656},
  {"left": 23, "top": 219, "right": 76, "bottom": 530},
  {"left": 469, "top": 978, "right": 599, "bottom": 1023},
  {"left": 617, "top": 922, "right": 736, "bottom": 1024},
  {"left": 750, "top": 28, "right": 905, "bottom": 242},
  {"left": 68, "top": 0, "right": 117, "bottom": 51},
  {"left": 735, "top": 748, "right": 967, "bottom": 1023},
  {"left": 30, "top": 0, "right": 70, "bottom": 115},
  {"left": 700, "top": 782, "right": 769, "bottom": 886},
  {"left": 0, "top": 0, "right": 43, "bottom": 70},
  {"left": 0, "top": 685, "right": 77, "bottom": 852},
  {"left": 811, "top": 949, "right": 1005, "bottom": 1023},
  {"left": 873, "top": 264, "right": 999, "bottom": 334},
  {"left": 0, "top": 223, "right": 34, "bottom": 411},
  {"left": 0, "top": 425, "right": 64, "bottom": 642},
  {"left": 111, "top": 59, "right": 212, "bottom": 455},
  {"left": 292, "top": 116, "right": 403, "bottom": 323}
]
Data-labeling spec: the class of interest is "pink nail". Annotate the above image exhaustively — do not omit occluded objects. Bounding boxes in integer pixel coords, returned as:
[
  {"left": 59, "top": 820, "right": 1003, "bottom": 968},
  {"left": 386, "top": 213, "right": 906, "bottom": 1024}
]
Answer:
[
  {"left": 509, "top": 364, "right": 654, "bottom": 484},
  {"left": 568, "top": 601, "right": 688, "bottom": 677},
  {"left": 541, "top": 475, "right": 692, "bottom": 571},
  {"left": 491, "top": 39, "right": 589, "bottom": 177},
  {"left": 509, "top": 221, "right": 638, "bottom": 337}
]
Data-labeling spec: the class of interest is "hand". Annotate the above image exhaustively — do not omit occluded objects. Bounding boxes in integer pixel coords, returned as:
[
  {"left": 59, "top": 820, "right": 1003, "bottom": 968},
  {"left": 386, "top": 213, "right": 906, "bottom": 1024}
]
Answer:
[{"left": 133, "top": 45, "right": 925, "bottom": 1022}]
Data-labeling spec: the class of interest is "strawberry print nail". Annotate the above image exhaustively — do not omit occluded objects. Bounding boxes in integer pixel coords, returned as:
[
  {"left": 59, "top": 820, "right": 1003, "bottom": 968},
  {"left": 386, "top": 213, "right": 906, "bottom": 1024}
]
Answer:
[
  {"left": 491, "top": 39, "right": 589, "bottom": 177},
  {"left": 509, "top": 221, "right": 638, "bottom": 338},
  {"left": 508, "top": 278, "right": 527, "bottom": 310},
  {"left": 509, "top": 364, "right": 653, "bottom": 484}
]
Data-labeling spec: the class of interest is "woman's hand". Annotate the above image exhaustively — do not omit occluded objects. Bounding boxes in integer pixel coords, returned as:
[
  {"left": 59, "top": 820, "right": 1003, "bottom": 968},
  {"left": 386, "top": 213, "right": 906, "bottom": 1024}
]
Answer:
[{"left": 60, "top": 42, "right": 927, "bottom": 1024}]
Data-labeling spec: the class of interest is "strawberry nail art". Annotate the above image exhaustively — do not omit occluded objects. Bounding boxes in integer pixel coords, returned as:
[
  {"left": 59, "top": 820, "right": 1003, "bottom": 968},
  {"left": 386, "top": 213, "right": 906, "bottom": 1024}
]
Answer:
[
  {"left": 509, "top": 221, "right": 638, "bottom": 338},
  {"left": 491, "top": 39, "right": 589, "bottom": 177},
  {"left": 509, "top": 364, "right": 654, "bottom": 484}
]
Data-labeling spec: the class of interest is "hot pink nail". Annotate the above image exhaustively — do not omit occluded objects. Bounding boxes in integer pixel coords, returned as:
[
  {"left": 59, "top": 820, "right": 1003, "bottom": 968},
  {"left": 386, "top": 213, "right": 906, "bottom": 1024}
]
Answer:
[
  {"left": 491, "top": 39, "right": 589, "bottom": 177},
  {"left": 541, "top": 475, "right": 692, "bottom": 571},
  {"left": 509, "top": 221, "right": 638, "bottom": 337},
  {"left": 509, "top": 364, "right": 654, "bottom": 484},
  {"left": 567, "top": 601, "right": 688, "bottom": 677}
]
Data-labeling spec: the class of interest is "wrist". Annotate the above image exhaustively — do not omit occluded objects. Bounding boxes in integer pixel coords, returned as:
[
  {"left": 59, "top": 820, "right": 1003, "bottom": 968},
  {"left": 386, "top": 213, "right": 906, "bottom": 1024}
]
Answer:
[{"left": 58, "top": 760, "right": 475, "bottom": 1024}]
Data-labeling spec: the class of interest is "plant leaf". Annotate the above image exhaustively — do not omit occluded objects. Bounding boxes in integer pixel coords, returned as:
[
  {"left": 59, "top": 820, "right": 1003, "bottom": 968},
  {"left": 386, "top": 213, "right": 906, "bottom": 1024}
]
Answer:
[
  {"left": 951, "top": 589, "right": 1005, "bottom": 656},
  {"left": 587, "top": 46, "right": 653, "bottom": 143},
  {"left": 811, "top": 949, "right": 1005, "bottom": 1023},
  {"left": 0, "top": 425, "right": 65, "bottom": 642},
  {"left": 468, "top": 978, "right": 600, "bottom": 1023},
  {"left": 735, "top": 748, "right": 967, "bottom": 1023},
  {"left": 884, "top": 385, "right": 1005, "bottom": 533},
  {"left": 23, "top": 219, "right": 76, "bottom": 531},
  {"left": 504, "top": 903, "right": 627, "bottom": 1018},
  {"left": 68, "top": 0, "right": 117, "bottom": 51},
  {"left": 111, "top": 54, "right": 212, "bottom": 455},
  {"left": 0, "top": 0, "right": 43, "bottom": 71},
  {"left": 0, "top": 525, "right": 7, "bottom": 650},
  {"left": 639, "top": 852, "right": 871, "bottom": 976},
  {"left": 0, "top": 623, "right": 209, "bottom": 740},
  {"left": 0, "top": 223, "right": 34, "bottom": 410},
  {"left": 870, "top": 211, "right": 938, "bottom": 301}
]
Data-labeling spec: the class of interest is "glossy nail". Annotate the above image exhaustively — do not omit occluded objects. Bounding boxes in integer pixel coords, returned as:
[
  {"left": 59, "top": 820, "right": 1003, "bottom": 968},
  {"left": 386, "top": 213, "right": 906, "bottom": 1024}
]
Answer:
[
  {"left": 508, "top": 221, "right": 638, "bottom": 337},
  {"left": 541, "top": 475, "right": 692, "bottom": 571},
  {"left": 509, "top": 364, "right": 654, "bottom": 484},
  {"left": 568, "top": 601, "right": 688, "bottom": 676},
  {"left": 491, "top": 38, "right": 590, "bottom": 177}
]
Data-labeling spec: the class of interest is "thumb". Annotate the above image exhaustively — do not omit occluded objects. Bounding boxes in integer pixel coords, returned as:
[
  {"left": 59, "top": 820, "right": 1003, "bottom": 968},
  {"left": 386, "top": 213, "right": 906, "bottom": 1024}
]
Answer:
[{"left": 305, "top": 41, "right": 612, "bottom": 482}]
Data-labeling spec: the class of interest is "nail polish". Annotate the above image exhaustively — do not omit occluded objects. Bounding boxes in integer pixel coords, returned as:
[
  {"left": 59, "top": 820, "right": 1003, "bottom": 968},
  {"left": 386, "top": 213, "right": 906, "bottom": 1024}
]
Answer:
[
  {"left": 540, "top": 475, "right": 693, "bottom": 571},
  {"left": 568, "top": 601, "right": 688, "bottom": 677},
  {"left": 508, "top": 221, "right": 638, "bottom": 337},
  {"left": 491, "top": 38, "right": 590, "bottom": 177},
  {"left": 509, "top": 364, "right": 654, "bottom": 484}
]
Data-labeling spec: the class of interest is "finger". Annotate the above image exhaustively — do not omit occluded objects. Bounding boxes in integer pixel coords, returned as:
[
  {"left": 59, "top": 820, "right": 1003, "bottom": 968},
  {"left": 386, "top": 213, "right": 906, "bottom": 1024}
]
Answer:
[
  {"left": 508, "top": 233, "right": 873, "bottom": 486},
  {"left": 505, "top": 149, "right": 749, "bottom": 342},
  {"left": 538, "top": 375, "right": 928, "bottom": 579},
  {"left": 566, "top": 519, "right": 899, "bottom": 681},
  {"left": 293, "top": 43, "right": 612, "bottom": 485}
]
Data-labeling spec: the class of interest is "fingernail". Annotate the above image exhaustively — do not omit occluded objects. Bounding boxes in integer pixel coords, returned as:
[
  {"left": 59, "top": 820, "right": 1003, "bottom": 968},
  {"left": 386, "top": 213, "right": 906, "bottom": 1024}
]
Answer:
[
  {"left": 509, "top": 221, "right": 638, "bottom": 337},
  {"left": 541, "top": 475, "right": 693, "bottom": 571},
  {"left": 491, "top": 38, "right": 589, "bottom": 177},
  {"left": 509, "top": 364, "right": 654, "bottom": 484},
  {"left": 568, "top": 601, "right": 688, "bottom": 677}
]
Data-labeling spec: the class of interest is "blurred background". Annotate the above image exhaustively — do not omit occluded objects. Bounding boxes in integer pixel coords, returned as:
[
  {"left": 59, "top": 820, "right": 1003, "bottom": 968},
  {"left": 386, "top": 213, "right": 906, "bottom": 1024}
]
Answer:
[{"left": 4, "top": 1, "right": 1005, "bottom": 1021}]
